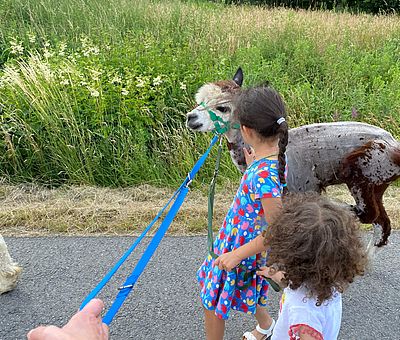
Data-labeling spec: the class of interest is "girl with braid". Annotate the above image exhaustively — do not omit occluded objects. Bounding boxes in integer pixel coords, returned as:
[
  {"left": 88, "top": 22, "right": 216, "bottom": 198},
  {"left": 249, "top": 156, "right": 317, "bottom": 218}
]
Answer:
[{"left": 197, "top": 86, "right": 289, "bottom": 340}]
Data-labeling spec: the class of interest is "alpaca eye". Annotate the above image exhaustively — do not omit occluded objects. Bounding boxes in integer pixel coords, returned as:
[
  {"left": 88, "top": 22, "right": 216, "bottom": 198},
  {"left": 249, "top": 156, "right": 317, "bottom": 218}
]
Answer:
[{"left": 216, "top": 106, "right": 229, "bottom": 113}]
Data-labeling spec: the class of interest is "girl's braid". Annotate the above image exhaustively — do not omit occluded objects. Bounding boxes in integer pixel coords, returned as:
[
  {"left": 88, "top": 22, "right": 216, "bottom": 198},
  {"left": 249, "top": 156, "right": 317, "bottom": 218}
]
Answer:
[{"left": 277, "top": 121, "right": 289, "bottom": 195}]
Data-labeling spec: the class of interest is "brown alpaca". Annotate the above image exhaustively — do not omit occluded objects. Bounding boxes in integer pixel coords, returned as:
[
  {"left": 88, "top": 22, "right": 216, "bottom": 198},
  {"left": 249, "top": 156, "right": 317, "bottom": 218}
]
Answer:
[{"left": 186, "top": 68, "right": 400, "bottom": 249}]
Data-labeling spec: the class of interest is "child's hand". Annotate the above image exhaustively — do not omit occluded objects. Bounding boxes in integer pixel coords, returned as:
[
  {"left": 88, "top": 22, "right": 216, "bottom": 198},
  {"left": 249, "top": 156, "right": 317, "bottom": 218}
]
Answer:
[
  {"left": 243, "top": 147, "right": 255, "bottom": 166},
  {"left": 214, "top": 251, "right": 242, "bottom": 271},
  {"left": 256, "top": 266, "right": 286, "bottom": 287}
]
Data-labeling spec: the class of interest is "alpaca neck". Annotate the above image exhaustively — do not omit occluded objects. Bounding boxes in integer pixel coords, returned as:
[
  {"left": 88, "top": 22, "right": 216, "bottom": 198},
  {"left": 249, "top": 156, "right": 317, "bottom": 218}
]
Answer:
[{"left": 225, "top": 129, "right": 247, "bottom": 173}]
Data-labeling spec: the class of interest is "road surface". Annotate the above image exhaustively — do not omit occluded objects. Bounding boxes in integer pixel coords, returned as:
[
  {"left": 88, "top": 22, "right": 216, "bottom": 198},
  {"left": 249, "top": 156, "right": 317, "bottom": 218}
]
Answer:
[{"left": 0, "top": 233, "right": 399, "bottom": 339}]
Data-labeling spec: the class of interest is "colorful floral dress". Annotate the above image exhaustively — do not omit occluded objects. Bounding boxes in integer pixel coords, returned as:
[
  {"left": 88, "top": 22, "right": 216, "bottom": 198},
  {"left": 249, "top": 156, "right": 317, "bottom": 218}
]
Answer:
[{"left": 197, "top": 157, "right": 285, "bottom": 320}]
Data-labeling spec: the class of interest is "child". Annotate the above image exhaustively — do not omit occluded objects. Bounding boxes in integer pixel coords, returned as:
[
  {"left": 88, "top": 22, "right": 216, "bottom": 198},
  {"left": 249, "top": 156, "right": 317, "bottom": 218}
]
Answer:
[
  {"left": 197, "top": 85, "right": 289, "bottom": 340},
  {"left": 257, "top": 193, "right": 368, "bottom": 340}
]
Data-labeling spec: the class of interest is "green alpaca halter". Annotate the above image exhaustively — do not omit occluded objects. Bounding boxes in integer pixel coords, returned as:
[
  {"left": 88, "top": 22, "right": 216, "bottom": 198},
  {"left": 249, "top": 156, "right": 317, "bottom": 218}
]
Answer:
[{"left": 200, "top": 101, "right": 240, "bottom": 134}]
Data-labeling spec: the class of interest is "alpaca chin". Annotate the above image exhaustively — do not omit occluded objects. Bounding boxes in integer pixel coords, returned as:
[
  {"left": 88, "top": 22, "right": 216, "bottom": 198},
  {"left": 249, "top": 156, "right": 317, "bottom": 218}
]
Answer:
[{"left": 0, "top": 265, "right": 22, "bottom": 294}]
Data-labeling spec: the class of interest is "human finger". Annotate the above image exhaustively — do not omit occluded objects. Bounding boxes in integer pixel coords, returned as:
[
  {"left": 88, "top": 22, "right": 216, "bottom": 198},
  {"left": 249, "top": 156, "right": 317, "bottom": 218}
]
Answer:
[
  {"left": 27, "top": 326, "right": 63, "bottom": 340},
  {"left": 81, "top": 298, "right": 104, "bottom": 317}
]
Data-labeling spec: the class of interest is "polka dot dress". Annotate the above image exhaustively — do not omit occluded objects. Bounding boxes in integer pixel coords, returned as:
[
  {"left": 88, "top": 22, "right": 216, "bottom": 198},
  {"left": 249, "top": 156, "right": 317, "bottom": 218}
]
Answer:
[{"left": 197, "top": 157, "right": 285, "bottom": 320}]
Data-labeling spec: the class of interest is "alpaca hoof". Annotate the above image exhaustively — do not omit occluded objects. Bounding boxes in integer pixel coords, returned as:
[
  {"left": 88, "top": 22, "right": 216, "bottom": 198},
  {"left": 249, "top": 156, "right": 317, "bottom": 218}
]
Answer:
[{"left": 0, "top": 265, "right": 22, "bottom": 295}]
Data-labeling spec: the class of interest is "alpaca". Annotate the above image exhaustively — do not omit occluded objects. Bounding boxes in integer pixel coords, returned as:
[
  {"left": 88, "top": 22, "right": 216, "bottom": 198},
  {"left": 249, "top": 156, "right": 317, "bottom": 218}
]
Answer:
[
  {"left": 0, "top": 235, "right": 22, "bottom": 294},
  {"left": 186, "top": 68, "right": 400, "bottom": 248}
]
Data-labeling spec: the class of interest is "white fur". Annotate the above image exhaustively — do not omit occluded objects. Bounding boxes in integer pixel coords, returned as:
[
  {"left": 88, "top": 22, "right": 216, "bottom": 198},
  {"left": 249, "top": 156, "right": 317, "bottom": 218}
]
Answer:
[
  {"left": 0, "top": 235, "right": 22, "bottom": 294},
  {"left": 186, "top": 83, "right": 235, "bottom": 132}
]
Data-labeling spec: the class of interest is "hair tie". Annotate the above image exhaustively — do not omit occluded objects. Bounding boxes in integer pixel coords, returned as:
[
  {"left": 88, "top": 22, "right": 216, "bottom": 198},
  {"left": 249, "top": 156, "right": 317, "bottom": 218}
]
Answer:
[{"left": 277, "top": 117, "right": 286, "bottom": 125}]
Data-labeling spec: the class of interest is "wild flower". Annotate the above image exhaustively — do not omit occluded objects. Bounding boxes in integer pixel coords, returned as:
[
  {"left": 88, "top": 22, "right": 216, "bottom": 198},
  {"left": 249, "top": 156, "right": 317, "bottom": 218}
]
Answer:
[
  {"left": 121, "top": 88, "right": 129, "bottom": 96},
  {"left": 10, "top": 39, "right": 24, "bottom": 55},
  {"left": 153, "top": 76, "right": 162, "bottom": 86},
  {"left": 80, "top": 36, "right": 100, "bottom": 57},
  {"left": 80, "top": 81, "right": 88, "bottom": 86},
  {"left": 43, "top": 48, "right": 54, "bottom": 58},
  {"left": 179, "top": 82, "right": 186, "bottom": 90},
  {"left": 111, "top": 75, "right": 122, "bottom": 84},
  {"left": 59, "top": 42, "right": 67, "bottom": 56},
  {"left": 136, "top": 76, "right": 146, "bottom": 88},
  {"left": 60, "top": 79, "right": 70, "bottom": 86},
  {"left": 89, "top": 88, "right": 100, "bottom": 97},
  {"left": 90, "top": 69, "right": 102, "bottom": 82},
  {"left": 27, "top": 33, "right": 36, "bottom": 44}
]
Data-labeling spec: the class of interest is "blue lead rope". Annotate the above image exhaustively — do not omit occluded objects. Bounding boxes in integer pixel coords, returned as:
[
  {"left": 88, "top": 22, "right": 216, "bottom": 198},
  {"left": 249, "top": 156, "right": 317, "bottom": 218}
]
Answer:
[{"left": 80, "top": 134, "right": 220, "bottom": 325}]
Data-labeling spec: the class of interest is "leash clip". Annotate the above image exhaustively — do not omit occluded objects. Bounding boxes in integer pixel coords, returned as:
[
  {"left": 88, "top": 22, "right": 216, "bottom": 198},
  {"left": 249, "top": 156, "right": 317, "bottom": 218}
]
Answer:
[
  {"left": 118, "top": 284, "right": 134, "bottom": 290},
  {"left": 185, "top": 173, "right": 192, "bottom": 188}
]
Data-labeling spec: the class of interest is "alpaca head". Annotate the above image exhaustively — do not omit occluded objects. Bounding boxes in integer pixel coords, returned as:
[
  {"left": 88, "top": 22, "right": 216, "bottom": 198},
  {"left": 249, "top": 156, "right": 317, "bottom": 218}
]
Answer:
[{"left": 186, "top": 68, "right": 243, "bottom": 133}]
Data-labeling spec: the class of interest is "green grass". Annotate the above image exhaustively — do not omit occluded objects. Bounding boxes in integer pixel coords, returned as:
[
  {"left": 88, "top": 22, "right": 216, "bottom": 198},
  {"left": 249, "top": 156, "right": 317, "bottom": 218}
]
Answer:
[{"left": 0, "top": 0, "right": 399, "bottom": 187}]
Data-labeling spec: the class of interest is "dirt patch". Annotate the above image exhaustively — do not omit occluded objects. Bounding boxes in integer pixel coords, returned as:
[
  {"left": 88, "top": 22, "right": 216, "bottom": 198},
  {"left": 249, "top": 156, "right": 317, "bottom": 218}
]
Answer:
[{"left": 0, "top": 182, "right": 399, "bottom": 236}]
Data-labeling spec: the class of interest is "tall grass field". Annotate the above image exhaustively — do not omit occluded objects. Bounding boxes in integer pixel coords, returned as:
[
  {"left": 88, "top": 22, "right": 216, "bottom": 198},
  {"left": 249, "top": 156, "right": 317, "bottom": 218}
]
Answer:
[{"left": 1, "top": 0, "right": 399, "bottom": 187}]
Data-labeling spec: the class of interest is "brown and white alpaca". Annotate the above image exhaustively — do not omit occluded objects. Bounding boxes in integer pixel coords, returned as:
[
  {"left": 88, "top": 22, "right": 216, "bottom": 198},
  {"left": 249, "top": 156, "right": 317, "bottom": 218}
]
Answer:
[
  {"left": 186, "top": 68, "right": 400, "bottom": 249},
  {"left": 0, "top": 235, "right": 22, "bottom": 294}
]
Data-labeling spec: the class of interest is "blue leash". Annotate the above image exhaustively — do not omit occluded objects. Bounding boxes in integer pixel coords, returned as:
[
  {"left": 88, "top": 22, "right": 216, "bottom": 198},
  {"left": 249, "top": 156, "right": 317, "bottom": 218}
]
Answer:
[{"left": 80, "top": 134, "right": 220, "bottom": 325}]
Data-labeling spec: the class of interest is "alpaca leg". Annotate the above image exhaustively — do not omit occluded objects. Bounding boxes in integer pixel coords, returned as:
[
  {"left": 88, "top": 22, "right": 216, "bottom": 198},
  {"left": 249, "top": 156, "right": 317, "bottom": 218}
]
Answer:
[
  {"left": 0, "top": 235, "right": 22, "bottom": 294},
  {"left": 347, "top": 183, "right": 380, "bottom": 224},
  {"left": 372, "top": 184, "right": 391, "bottom": 247}
]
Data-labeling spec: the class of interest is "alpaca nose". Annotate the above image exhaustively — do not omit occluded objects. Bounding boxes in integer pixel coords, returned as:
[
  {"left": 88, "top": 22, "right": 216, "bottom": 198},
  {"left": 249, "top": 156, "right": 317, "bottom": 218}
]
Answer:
[
  {"left": 186, "top": 113, "right": 203, "bottom": 130},
  {"left": 187, "top": 113, "right": 197, "bottom": 122}
]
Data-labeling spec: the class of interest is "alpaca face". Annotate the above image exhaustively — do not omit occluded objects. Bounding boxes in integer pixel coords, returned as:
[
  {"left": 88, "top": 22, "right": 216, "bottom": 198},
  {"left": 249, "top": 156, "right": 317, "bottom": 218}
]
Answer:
[
  {"left": 186, "top": 67, "right": 243, "bottom": 133},
  {"left": 186, "top": 82, "right": 237, "bottom": 132}
]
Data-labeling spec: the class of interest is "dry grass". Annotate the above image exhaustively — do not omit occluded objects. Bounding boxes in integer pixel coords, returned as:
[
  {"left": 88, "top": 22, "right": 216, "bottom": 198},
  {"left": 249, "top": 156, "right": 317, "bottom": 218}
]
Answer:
[{"left": 0, "top": 182, "right": 399, "bottom": 236}]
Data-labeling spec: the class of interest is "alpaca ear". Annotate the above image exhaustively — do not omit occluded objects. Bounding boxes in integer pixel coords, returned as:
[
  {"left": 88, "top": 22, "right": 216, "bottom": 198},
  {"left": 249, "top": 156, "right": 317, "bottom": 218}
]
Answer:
[{"left": 233, "top": 67, "right": 243, "bottom": 87}]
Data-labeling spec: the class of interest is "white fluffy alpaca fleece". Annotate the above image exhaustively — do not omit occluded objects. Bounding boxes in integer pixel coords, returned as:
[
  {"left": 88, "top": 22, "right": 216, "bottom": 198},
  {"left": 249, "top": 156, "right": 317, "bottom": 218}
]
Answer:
[{"left": 0, "top": 235, "right": 22, "bottom": 294}]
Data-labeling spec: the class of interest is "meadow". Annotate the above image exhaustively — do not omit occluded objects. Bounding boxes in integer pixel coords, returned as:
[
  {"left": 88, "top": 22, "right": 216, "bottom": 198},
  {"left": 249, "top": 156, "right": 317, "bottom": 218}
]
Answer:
[{"left": 1, "top": 0, "right": 399, "bottom": 188}]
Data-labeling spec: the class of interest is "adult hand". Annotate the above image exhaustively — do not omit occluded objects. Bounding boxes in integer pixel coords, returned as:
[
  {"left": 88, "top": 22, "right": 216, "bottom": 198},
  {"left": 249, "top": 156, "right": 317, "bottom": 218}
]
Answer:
[
  {"left": 27, "top": 299, "right": 109, "bottom": 340},
  {"left": 214, "top": 251, "right": 242, "bottom": 271}
]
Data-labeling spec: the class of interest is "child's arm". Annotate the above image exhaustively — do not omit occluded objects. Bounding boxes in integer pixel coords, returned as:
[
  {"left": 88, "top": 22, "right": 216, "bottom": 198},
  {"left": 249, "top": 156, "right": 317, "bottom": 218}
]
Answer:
[
  {"left": 214, "top": 234, "right": 265, "bottom": 271},
  {"left": 214, "top": 197, "right": 282, "bottom": 271}
]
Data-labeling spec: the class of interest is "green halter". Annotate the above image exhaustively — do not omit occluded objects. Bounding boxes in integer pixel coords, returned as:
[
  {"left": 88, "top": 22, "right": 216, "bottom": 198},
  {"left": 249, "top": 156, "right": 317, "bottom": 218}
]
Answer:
[{"left": 200, "top": 101, "right": 240, "bottom": 134}]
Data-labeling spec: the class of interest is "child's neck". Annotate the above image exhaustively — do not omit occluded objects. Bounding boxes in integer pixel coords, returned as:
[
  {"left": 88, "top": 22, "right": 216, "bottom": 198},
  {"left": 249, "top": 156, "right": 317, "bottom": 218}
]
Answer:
[{"left": 253, "top": 142, "right": 279, "bottom": 161}]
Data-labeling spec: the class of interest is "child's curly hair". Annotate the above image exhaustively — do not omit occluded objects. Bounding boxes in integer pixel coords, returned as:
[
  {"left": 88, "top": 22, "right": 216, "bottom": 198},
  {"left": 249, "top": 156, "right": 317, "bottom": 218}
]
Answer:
[{"left": 264, "top": 192, "right": 368, "bottom": 306}]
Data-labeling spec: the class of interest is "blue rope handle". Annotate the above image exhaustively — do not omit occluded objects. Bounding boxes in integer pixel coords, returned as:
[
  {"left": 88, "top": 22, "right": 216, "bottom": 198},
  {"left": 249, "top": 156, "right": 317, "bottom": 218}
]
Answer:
[{"left": 80, "top": 134, "right": 220, "bottom": 324}]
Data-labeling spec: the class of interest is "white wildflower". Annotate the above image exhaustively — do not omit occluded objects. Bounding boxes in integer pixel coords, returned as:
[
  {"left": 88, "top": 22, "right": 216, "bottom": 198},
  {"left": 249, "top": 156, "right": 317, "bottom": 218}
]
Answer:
[
  {"left": 111, "top": 75, "right": 122, "bottom": 84},
  {"left": 121, "top": 88, "right": 129, "bottom": 96},
  {"left": 58, "top": 42, "right": 67, "bottom": 56},
  {"left": 91, "top": 46, "right": 99, "bottom": 55},
  {"left": 179, "top": 82, "right": 186, "bottom": 90},
  {"left": 89, "top": 88, "right": 100, "bottom": 97},
  {"left": 28, "top": 33, "right": 36, "bottom": 44},
  {"left": 90, "top": 69, "right": 102, "bottom": 81},
  {"left": 80, "top": 81, "right": 87, "bottom": 86},
  {"left": 43, "top": 48, "right": 53, "bottom": 58},
  {"left": 136, "top": 76, "right": 146, "bottom": 88},
  {"left": 60, "top": 79, "right": 69, "bottom": 85},
  {"left": 44, "top": 40, "right": 51, "bottom": 48},
  {"left": 153, "top": 76, "right": 162, "bottom": 86},
  {"left": 10, "top": 39, "right": 24, "bottom": 55}
]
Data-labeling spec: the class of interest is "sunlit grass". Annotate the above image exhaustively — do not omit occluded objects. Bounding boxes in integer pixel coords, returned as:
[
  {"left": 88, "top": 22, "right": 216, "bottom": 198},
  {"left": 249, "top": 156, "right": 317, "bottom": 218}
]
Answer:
[{"left": 0, "top": 0, "right": 399, "bottom": 186}]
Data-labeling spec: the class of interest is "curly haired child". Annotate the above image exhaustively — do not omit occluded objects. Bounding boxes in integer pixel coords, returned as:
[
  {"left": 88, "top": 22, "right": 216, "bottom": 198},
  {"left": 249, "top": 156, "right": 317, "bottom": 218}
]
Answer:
[
  {"left": 197, "top": 85, "right": 289, "bottom": 340},
  {"left": 257, "top": 193, "right": 368, "bottom": 340}
]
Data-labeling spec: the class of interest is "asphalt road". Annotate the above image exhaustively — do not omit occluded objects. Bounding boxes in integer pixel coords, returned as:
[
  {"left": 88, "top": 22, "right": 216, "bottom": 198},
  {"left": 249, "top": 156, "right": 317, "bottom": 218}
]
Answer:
[{"left": 1, "top": 233, "right": 399, "bottom": 340}]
